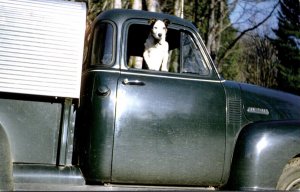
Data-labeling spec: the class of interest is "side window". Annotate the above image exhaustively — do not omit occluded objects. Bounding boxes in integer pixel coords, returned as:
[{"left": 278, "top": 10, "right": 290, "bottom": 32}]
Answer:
[
  {"left": 127, "top": 24, "right": 148, "bottom": 69},
  {"left": 91, "top": 22, "right": 114, "bottom": 65},
  {"left": 181, "top": 32, "right": 209, "bottom": 75},
  {"left": 126, "top": 23, "right": 209, "bottom": 76}
]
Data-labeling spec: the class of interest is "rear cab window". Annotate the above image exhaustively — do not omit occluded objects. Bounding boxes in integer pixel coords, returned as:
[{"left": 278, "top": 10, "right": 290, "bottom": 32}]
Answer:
[
  {"left": 83, "top": 21, "right": 115, "bottom": 70},
  {"left": 91, "top": 22, "right": 114, "bottom": 66}
]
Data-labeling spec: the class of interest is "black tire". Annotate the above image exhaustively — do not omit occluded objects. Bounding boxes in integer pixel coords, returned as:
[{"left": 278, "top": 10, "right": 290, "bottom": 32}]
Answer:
[
  {"left": 0, "top": 127, "right": 13, "bottom": 191},
  {"left": 277, "top": 157, "right": 300, "bottom": 190}
]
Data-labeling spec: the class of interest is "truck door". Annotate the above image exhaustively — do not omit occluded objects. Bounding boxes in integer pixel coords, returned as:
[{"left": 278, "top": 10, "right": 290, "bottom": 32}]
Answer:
[{"left": 112, "top": 22, "right": 226, "bottom": 186}]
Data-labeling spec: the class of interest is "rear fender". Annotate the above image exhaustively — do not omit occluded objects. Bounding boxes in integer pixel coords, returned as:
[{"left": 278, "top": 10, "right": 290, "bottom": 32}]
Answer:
[
  {"left": 0, "top": 124, "right": 13, "bottom": 191},
  {"left": 227, "top": 120, "right": 300, "bottom": 190}
]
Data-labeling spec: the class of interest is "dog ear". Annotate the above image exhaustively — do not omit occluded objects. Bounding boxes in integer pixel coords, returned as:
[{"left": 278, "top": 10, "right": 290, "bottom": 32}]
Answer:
[
  {"left": 163, "top": 19, "right": 170, "bottom": 28},
  {"left": 148, "top": 18, "right": 157, "bottom": 26}
]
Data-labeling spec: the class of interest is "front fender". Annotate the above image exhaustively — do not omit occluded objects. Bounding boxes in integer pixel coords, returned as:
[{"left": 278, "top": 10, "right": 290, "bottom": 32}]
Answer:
[{"left": 227, "top": 120, "right": 300, "bottom": 190}]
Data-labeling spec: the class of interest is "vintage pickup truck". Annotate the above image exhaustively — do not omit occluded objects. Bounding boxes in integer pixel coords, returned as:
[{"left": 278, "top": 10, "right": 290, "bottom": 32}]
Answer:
[{"left": 0, "top": 1, "right": 300, "bottom": 191}]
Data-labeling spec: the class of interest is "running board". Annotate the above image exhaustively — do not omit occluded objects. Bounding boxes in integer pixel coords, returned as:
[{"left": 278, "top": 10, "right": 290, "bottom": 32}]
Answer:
[{"left": 14, "top": 183, "right": 215, "bottom": 191}]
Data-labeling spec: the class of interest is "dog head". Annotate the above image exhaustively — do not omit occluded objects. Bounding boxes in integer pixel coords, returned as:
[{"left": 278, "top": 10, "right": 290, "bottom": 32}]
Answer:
[{"left": 148, "top": 18, "right": 170, "bottom": 42}]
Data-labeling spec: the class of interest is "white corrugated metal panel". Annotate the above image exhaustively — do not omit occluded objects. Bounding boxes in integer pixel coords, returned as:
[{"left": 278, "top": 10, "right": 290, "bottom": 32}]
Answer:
[{"left": 0, "top": 0, "right": 86, "bottom": 98}]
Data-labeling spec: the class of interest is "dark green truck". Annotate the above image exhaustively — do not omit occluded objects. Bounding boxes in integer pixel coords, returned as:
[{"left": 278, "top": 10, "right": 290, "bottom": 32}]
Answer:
[{"left": 0, "top": 5, "right": 300, "bottom": 191}]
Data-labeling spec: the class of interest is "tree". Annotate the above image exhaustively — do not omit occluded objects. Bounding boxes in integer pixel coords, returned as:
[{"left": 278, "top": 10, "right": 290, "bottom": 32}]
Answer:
[
  {"left": 240, "top": 34, "right": 278, "bottom": 88},
  {"left": 178, "top": 0, "right": 279, "bottom": 74},
  {"left": 83, "top": 0, "right": 133, "bottom": 27},
  {"left": 218, "top": 0, "right": 280, "bottom": 68},
  {"left": 270, "top": 0, "right": 300, "bottom": 95}
]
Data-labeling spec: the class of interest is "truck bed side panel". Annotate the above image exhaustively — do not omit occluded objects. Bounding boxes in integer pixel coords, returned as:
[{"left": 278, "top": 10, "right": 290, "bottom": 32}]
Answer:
[{"left": 0, "top": 96, "right": 62, "bottom": 164}]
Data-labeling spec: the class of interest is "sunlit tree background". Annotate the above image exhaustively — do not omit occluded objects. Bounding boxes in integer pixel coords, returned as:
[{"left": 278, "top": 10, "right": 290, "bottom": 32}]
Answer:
[{"left": 75, "top": 0, "right": 299, "bottom": 95}]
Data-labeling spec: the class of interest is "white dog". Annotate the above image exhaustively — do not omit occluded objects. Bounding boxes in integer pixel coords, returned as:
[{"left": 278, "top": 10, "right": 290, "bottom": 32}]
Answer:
[{"left": 143, "top": 19, "right": 170, "bottom": 71}]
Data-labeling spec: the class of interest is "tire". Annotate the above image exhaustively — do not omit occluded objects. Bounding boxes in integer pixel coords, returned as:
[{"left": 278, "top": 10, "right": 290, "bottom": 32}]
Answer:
[{"left": 276, "top": 157, "right": 300, "bottom": 190}]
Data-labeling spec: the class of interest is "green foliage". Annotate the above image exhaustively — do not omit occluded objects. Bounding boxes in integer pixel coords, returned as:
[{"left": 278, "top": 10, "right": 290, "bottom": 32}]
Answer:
[
  {"left": 220, "top": 43, "right": 242, "bottom": 81},
  {"left": 186, "top": 0, "right": 210, "bottom": 39},
  {"left": 220, "top": 55, "right": 240, "bottom": 81},
  {"left": 270, "top": 0, "right": 300, "bottom": 95},
  {"left": 218, "top": 24, "right": 240, "bottom": 79},
  {"left": 243, "top": 35, "right": 279, "bottom": 88}
]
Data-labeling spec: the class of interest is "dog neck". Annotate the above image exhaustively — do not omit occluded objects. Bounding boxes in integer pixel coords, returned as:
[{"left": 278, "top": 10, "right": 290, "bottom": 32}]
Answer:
[{"left": 150, "top": 34, "right": 164, "bottom": 45}]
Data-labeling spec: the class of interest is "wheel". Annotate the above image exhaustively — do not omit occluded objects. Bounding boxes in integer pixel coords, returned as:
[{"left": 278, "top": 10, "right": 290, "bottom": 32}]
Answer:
[{"left": 277, "top": 157, "right": 300, "bottom": 190}]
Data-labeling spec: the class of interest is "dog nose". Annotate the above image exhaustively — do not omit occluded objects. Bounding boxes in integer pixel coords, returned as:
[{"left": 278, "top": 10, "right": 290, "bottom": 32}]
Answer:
[{"left": 158, "top": 33, "right": 162, "bottom": 37}]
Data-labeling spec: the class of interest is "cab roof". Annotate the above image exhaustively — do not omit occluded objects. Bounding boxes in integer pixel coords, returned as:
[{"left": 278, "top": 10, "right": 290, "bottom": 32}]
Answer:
[{"left": 93, "top": 9, "right": 197, "bottom": 30}]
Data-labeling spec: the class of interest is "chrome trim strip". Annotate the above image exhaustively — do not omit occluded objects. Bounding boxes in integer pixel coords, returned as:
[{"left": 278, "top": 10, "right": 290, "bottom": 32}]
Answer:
[{"left": 88, "top": 69, "right": 224, "bottom": 83}]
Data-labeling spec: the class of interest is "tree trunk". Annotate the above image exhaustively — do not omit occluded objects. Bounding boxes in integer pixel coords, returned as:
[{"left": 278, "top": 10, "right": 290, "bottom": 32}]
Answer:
[
  {"left": 174, "top": 0, "right": 184, "bottom": 18},
  {"left": 132, "top": 0, "right": 142, "bottom": 10},
  {"left": 113, "top": 0, "right": 122, "bottom": 8},
  {"left": 214, "top": 0, "right": 225, "bottom": 69},
  {"left": 146, "top": 0, "right": 161, "bottom": 12},
  {"left": 205, "top": 0, "right": 226, "bottom": 69},
  {"left": 206, "top": 0, "right": 216, "bottom": 62}
]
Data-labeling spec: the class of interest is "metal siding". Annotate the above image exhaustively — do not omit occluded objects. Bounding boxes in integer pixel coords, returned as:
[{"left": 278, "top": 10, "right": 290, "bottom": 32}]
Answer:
[{"left": 0, "top": 0, "right": 86, "bottom": 98}]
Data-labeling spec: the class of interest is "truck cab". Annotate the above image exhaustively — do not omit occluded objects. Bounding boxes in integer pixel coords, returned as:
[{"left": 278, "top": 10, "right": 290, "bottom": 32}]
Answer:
[{"left": 79, "top": 9, "right": 228, "bottom": 186}]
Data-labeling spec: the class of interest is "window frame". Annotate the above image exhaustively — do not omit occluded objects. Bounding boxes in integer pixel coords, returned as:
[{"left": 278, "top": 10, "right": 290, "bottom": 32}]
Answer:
[
  {"left": 123, "top": 19, "right": 219, "bottom": 80},
  {"left": 122, "top": 20, "right": 149, "bottom": 71}
]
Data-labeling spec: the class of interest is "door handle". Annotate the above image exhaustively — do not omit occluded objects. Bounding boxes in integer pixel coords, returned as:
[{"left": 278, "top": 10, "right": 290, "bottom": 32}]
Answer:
[{"left": 122, "top": 78, "right": 145, "bottom": 86}]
